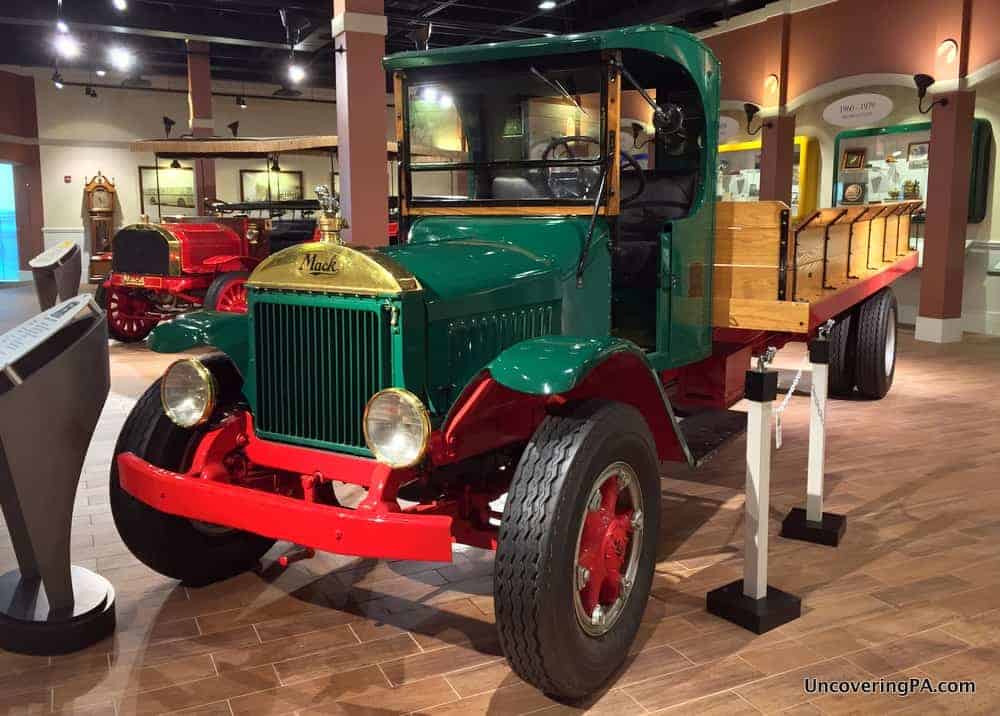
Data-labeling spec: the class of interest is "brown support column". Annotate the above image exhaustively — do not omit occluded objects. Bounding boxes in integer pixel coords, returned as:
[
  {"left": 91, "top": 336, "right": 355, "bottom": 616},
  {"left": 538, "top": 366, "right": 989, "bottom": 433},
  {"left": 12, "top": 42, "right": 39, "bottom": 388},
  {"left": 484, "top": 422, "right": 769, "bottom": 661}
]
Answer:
[
  {"left": 333, "top": 0, "right": 389, "bottom": 246},
  {"left": 915, "top": 90, "right": 976, "bottom": 343},
  {"left": 0, "top": 70, "right": 43, "bottom": 271},
  {"left": 758, "top": 115, "right": 796, "bottom": 206},
  {"left": 186, "top": 40, "right": 216, "bottom": 215}
]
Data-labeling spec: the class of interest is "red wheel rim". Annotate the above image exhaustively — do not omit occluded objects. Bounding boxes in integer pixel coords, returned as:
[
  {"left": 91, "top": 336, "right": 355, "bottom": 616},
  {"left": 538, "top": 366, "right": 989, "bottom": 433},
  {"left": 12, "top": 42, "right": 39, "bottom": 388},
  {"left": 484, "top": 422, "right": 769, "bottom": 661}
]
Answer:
[
  {"left": 215, "top": 278, "right": 248, "bottom": 314},
  {"left": 107, "top": 288, "right": 158, "bottom": 339},
  {"left": 573, "top": 461, "right": 643, "bottom": 636}
]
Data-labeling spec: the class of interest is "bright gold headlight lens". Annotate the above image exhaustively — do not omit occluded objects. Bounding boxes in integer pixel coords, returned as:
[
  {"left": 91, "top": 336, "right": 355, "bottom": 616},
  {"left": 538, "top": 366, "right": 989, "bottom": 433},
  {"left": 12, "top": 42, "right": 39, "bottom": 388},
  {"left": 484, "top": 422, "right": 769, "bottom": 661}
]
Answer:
[
  {"left": 161, "top": 359, "right": 217, "bottom": 428},
  {"left": 363, "top": 388, "right": 431, "bottom": 468}
]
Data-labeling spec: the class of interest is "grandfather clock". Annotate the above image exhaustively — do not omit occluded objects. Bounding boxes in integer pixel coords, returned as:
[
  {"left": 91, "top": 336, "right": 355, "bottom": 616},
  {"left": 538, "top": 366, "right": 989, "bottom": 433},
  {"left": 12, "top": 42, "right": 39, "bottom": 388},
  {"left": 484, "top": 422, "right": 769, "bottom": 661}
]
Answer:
[{"left": 84, "top": 172, "right": 116, "bottom": 282}]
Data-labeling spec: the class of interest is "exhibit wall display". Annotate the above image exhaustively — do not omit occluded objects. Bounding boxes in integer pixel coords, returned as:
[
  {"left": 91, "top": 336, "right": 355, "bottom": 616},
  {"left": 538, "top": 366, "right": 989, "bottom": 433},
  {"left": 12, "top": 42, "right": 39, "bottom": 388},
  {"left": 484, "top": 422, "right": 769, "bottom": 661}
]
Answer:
[
  {"left": 138, "top": 165, "right": 195, "bottom": 215},
  {"left": 239, "top": 169, "right": 305, "bottom": 202},
  {"left": 718, "top": 135, "right": 820, "bottom": 222}
]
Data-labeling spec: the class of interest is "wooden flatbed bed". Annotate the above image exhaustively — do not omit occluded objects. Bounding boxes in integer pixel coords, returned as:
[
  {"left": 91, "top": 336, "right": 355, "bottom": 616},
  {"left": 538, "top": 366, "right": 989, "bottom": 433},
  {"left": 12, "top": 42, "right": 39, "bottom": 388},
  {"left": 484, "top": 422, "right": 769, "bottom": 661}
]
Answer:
[{"left": 712, "top": 200, "right": 921, "bottom": 335}]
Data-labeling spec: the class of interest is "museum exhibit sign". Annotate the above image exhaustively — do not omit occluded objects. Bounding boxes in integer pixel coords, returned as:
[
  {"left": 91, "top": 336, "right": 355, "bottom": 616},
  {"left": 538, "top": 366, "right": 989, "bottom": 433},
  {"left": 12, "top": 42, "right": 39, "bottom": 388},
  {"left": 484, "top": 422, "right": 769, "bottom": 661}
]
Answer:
[
  {"left": 0, "top": 295, "right": 115, "bottom": 654},
  {"left": 28, "top": 239, "right": 81, "bottom": 310}
]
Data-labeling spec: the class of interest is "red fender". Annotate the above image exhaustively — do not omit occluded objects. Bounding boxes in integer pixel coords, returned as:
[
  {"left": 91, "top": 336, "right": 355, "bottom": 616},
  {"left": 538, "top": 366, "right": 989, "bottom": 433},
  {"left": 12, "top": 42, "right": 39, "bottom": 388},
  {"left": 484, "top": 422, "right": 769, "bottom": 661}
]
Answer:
[{"left": 432, "top": 352, "right": 691, "bottom": 467}]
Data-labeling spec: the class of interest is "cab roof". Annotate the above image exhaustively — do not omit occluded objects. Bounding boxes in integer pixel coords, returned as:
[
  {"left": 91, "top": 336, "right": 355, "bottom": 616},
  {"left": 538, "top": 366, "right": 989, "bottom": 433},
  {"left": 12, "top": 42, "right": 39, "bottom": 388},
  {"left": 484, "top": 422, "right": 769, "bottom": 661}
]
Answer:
[{"left": 382, "top": 23, "right": 719, "bottom": 94}]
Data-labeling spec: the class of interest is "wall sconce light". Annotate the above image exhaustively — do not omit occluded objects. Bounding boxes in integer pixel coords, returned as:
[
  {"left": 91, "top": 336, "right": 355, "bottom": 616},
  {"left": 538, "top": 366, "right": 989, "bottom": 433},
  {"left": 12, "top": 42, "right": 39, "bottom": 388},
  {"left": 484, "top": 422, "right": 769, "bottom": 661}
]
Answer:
[
  {"left": 162, "top": 115, "right": 176, "bottom": 137},
  {"left": 270, "top": 156, "right": 281, "bottom": 172},
  {"left": 744, "top": 102, "right": 772, "bottom": 136},
  {"left": 169, "top": 159, "right": 182, "bottom": 169},
  {"left": 227, "top": 121, "right": 240, "bottom": 138},
  {"left": 236, "top": 95, "right": 247, "bottom": 109},
  {"left": 764, "top": 73, "right": 779, "bottom": 95},
  {"left": 914, "top": 74, "right": 948, "bottom": 114},
  {"left": 937, "top": 38, "right": 958, "bottom": 65},
  {"left": 84, "top": 85, "right": 98, "bottom": 98}
]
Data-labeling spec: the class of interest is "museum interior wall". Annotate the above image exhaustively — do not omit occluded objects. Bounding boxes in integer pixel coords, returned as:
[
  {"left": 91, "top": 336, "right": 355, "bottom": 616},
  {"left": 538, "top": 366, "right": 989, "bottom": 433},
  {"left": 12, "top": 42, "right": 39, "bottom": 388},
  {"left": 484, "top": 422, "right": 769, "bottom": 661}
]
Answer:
[
  {"left": 0, "top": 65, "right": 396, "bottom": 269},
  {"left": 708, "top": 0, "right": 1000, "bottom": 336}
]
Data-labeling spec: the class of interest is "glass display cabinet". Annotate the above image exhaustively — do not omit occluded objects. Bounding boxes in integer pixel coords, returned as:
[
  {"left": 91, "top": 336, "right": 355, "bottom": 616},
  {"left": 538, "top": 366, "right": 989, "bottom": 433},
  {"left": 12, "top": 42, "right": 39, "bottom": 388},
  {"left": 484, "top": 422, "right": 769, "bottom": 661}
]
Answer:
[
  {"left": 717, "top": 135, "right": 820, "bottom": 223},
  {"left": 832, "top": 119, "right": 993, "bottom": 223}
]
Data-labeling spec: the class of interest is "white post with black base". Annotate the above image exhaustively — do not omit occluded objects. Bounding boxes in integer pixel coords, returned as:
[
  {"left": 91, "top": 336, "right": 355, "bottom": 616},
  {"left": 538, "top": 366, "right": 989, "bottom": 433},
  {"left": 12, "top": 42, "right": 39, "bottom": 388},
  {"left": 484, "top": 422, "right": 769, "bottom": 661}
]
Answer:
[
  {"left": 707, "top": 350, "right": 801, "bottom": 633},
  {"left": 780, "top": 330, "right": 847, "bottom": 546}
]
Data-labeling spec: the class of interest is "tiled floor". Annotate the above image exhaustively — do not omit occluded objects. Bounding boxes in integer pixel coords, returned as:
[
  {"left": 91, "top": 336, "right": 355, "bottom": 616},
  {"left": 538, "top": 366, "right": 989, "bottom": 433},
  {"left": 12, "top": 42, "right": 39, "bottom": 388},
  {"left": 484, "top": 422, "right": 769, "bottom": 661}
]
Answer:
[{"left": 2, "top": 290, "right": 999, "bottom": 714}]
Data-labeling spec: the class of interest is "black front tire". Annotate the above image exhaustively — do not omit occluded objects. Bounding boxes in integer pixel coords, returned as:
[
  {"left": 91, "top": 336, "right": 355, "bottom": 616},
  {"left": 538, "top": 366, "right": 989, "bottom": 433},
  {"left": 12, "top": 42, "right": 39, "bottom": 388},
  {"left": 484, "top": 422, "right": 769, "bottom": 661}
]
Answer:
[
  {"left": 495, "top": 401, "right": 660, "bottom": 702},
  {"left": 828, "top": 309, "right": 857, "bottom": 398},
  {"left": 110, "top": 376, "right": 275, "bottom": 586},
  {"left": 854, "top": 288, "right": 898, "bottom": 399}
]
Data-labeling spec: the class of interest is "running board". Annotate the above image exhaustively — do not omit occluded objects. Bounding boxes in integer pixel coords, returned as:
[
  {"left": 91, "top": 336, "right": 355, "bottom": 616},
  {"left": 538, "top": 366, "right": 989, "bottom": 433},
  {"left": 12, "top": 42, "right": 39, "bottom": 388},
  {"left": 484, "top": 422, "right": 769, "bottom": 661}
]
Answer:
[{"left": 677, "top": 409, "right": 747, "bottom": 467}]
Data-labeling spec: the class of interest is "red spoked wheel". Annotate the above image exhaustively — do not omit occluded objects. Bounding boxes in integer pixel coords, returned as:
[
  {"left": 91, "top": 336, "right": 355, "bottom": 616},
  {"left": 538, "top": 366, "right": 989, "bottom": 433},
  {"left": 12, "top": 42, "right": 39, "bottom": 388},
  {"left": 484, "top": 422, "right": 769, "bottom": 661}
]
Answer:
[
  {"left": 573, "top": 461, "right": 643, "bottom": 635},
  {"left": 106, "top": 287, "right": 159, "bottom": 343},
  {"left": 204, "top": 271, "right": 250, "bottom": 314}
]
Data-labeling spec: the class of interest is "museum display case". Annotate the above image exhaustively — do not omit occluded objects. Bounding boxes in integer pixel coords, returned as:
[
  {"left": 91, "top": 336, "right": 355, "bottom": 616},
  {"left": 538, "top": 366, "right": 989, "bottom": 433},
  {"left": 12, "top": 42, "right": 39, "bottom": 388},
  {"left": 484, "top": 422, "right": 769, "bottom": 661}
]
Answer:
[
  {"left": 832, "top": 119, "right": 993, "bottom": 222},
  {"left": 717, "top": 135, "right": 819, "bottom": 223}
]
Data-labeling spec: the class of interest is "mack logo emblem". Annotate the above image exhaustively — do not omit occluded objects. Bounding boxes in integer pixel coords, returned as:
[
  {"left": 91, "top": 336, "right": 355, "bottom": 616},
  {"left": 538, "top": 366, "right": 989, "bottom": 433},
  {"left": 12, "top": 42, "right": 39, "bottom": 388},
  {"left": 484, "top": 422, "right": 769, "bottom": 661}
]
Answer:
[{"left": 299, "top": 254, "right": 339, "bottom": 275}]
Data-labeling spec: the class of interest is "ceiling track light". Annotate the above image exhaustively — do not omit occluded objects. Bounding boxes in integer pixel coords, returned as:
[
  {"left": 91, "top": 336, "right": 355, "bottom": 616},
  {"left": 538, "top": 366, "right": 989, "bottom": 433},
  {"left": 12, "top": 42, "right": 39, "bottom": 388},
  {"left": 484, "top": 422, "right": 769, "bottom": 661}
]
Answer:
[
  {"left": 227, "top": 121, "right": 240, "bottom": 138},
  {"left": 56, "top": 19, "right": 69, "bottom": 34},
  {"left": 538, "top": 1, "right": 557, "bottom": 10},
  {"left": 162, "top": 115, "right": 176, "bottom": 138},
  {"left": 236, "top": 94, "right": 247, "bottom": 108},
  {"left": 51, "top": 70, "right": 65, "bottom": 89},
  {"left": 54, "top": 32, "right": 81, "bottom": 60},
  {"left": 112, "top": 0, "right": 128, "bottom": 10},
  {"left": 108, "top": 46, "right": 135, "bottom": 73}
]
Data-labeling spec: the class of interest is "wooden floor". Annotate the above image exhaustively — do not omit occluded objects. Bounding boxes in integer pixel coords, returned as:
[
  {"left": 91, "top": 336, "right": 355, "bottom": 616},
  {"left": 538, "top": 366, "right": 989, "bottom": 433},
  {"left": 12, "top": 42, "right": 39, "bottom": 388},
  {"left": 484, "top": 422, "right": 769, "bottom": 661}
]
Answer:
[{"left": 2, "top": 300, "right": 1000, "bottom": 713}]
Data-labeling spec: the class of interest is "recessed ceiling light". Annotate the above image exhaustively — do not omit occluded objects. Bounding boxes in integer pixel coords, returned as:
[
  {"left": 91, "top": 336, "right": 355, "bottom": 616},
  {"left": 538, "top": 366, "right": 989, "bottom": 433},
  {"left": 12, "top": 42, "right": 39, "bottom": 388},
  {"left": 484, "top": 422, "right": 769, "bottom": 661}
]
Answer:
[
  {"left": 108, "top": 46, "right": 135, "bottom": 72},
  {"left": 112, "top": 0, "right": 128, "bottom": 10},
  {"left": 54, "top": 33, "right": 81, "bottom": 60},
  {"left": 538, "top": 1, "right": 557, "bottom": 10},
  {"left": 56, "top": 19, "right": 69, "bottom": 33},
  {"left": 288, "top": 64, "right": 306, "bottom": 83}
]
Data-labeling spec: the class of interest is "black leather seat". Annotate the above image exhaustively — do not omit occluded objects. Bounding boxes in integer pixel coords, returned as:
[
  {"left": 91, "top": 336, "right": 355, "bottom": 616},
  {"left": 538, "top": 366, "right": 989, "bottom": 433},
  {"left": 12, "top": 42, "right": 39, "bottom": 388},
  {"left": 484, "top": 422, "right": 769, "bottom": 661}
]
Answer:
[{"left": 614, "top": 171, "right": 696, "bottom": 288}]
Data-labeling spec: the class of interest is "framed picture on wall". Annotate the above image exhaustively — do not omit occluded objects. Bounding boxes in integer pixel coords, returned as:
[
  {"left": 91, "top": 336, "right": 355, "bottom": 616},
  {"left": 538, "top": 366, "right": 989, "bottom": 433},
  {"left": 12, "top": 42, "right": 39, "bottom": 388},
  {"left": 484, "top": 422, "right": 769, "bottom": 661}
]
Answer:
[
  {"left": 239, "top": 170, "right": 304, "bottom": 202},
  {"left": 841, "top": 148, "right": 867, "bottom": 171},
  {"left": 138, "top": 165, "right": 195, "bottom": 214},
  {"left": 907, "top": 141, "right": 930, "bottom": 167},
  {"left": 841, "top": 181, "right": 866, "bottom": 205}
]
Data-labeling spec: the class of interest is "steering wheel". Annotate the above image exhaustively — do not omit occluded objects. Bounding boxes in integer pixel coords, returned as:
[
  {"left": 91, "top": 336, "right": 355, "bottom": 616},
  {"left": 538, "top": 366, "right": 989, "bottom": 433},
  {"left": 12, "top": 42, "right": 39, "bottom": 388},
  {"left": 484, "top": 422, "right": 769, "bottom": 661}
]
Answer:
[{"left": 541, "top": 135, "right": 646, "bottom": 205}]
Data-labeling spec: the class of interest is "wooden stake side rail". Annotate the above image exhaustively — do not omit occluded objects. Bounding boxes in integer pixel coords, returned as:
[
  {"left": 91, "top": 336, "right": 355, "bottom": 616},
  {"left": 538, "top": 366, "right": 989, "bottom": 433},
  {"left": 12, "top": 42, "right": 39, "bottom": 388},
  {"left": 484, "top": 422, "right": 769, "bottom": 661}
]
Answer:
[{"left": 712, "top": 200, "right": 921, "bottom": 334}]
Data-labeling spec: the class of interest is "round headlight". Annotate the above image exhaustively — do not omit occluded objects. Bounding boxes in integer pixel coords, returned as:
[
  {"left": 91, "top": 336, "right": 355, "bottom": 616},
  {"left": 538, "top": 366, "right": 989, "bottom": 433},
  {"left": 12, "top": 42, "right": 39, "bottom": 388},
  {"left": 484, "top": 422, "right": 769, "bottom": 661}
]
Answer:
[
  {"left": 161, "top": 359, "right": 217, "bottom": 428},
  {"left": 363, "top": 389, "right": 431, "bottom": 468}
]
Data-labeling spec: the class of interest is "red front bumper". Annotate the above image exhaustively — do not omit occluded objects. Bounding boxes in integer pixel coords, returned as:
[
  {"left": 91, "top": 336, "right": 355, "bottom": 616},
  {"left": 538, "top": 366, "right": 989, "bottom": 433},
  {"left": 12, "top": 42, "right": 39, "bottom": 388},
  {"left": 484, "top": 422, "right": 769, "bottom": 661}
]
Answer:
[{"left": 116, "top": 419, "right": 456, "bottom": 562}]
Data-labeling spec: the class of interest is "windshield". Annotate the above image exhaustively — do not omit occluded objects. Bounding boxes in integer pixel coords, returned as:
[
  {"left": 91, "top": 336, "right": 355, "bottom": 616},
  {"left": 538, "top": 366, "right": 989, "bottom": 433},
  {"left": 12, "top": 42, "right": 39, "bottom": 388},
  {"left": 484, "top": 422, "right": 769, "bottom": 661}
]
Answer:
[{"left": 404, "top": 55, "right": 607, "bottom": 204}]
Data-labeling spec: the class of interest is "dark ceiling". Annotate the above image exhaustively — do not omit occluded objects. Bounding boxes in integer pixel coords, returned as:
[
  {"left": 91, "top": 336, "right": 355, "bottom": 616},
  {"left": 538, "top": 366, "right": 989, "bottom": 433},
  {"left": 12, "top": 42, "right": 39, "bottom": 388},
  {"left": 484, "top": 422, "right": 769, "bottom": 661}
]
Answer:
[{"left": 0, "top": 1, "right": 774, "bottom": 91}]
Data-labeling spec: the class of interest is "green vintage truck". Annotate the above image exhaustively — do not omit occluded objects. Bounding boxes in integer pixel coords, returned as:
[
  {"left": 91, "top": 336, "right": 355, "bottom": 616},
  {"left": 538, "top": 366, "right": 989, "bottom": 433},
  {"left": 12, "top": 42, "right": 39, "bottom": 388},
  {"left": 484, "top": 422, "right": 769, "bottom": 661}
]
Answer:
[{"left": 111, "top": 24, "right": 912, "bottom": 700}]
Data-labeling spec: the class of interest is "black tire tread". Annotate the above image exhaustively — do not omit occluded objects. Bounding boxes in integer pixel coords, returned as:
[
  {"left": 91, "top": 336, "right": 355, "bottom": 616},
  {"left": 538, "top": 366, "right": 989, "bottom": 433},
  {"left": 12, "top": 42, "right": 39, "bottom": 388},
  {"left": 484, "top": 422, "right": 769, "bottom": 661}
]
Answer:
[
  {"left": 854, "top": 289, "right": 897, "bottom": 399},
  {"left": 495, "top": 412, "right": 584, "bottom": 694},
  {"left": 827, "top": 309, "right": 856, "bottom": 397},
  {"left": 110, "top": 376, "right": 275, "bottom": 585}
]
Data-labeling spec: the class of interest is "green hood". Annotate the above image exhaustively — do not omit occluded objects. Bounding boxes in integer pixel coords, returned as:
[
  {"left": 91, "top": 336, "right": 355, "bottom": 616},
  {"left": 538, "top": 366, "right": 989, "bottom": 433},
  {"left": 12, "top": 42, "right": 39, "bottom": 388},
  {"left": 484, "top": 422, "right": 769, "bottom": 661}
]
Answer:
[{"left": 385, "top": 215, "right": 611, "bottom": 410}]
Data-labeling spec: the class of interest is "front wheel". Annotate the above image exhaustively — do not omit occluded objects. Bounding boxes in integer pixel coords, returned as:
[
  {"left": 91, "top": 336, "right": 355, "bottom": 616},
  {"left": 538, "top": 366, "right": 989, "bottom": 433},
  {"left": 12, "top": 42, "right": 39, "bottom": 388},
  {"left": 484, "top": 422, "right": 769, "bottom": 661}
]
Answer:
[
  {"left": 495, "top": 401, "right": 660, "bottom": 702},
  {"left": 106, "top": 287, "right": 159, "bottom": 342},
  {"left": 110, "top": 372, "right": 275, "bottom": 586},
  {"left": 204, "top": 271, "right": 250, "bottom": 313}
]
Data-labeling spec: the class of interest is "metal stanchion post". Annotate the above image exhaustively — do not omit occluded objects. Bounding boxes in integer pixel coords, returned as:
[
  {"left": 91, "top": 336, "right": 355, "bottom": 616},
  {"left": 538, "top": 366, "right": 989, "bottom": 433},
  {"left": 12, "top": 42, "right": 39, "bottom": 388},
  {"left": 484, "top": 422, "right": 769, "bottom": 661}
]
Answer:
[
  {"left": 781, "top": 328, "right": 847, "bottom": 546},
  {"left": 707, "top": 349, "right": 801, "bottom": 633}
]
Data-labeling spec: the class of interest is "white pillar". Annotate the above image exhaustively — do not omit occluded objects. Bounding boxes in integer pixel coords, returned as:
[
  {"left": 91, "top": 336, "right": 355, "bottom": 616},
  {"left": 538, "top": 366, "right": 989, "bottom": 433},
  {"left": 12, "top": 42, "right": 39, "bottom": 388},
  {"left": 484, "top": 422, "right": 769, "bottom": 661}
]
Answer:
[
  {"left": 743, "top": 379, "right": 774, "bottom": 600},
  {"left": 806, "top": 358, "right": 827, "bottom": 523}
]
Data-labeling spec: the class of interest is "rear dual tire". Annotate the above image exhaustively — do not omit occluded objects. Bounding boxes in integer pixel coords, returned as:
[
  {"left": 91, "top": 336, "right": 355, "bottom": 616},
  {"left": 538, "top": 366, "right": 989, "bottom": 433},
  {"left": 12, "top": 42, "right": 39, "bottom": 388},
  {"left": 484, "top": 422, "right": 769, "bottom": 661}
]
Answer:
[{"left": 827, "top": 288, "right": 897, "bottom": 400}]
